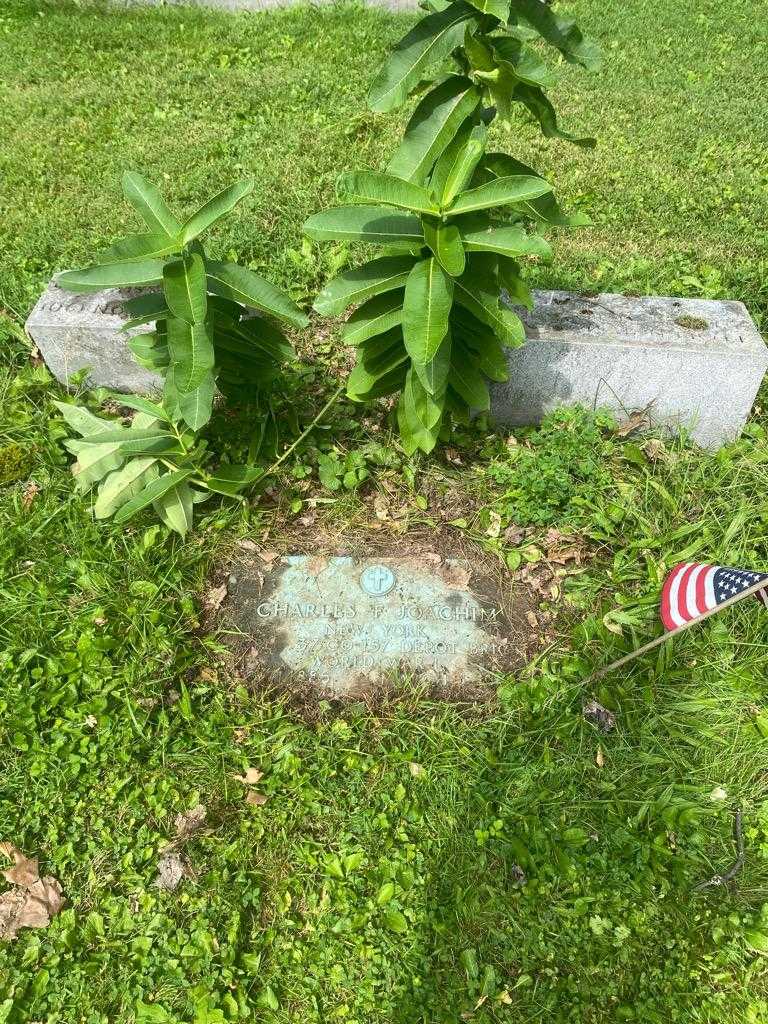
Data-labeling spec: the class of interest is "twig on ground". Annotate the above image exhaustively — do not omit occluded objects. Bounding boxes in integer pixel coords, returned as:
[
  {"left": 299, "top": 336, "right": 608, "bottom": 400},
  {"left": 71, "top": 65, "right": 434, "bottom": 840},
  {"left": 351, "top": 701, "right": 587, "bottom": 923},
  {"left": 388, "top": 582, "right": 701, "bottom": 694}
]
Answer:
[{"left": 694, "top": 808, "right": 745, "bottom": 892}]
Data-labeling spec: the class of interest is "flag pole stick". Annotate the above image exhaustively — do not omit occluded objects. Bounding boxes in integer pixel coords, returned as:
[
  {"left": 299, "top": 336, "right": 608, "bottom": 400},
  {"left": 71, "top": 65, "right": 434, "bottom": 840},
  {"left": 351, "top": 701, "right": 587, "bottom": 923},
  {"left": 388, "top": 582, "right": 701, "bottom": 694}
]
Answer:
[{"left": 588, "top": 577, "right": 768, "bottom": 682}]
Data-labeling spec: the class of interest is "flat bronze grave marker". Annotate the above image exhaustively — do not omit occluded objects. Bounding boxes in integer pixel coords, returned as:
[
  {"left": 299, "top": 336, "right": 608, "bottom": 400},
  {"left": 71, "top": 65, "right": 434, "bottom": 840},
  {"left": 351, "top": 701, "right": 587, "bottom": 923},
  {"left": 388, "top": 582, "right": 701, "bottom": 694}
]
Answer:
[{"left": 225, "top": 554, "right": 529, "bottom": 697}]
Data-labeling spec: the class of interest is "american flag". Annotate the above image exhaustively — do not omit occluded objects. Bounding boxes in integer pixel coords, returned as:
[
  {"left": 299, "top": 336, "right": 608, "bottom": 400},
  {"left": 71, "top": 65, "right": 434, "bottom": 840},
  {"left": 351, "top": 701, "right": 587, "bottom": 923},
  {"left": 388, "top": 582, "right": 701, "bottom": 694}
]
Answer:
[{"left": 661, "top": 562, "right": 768, "bottom": 632}]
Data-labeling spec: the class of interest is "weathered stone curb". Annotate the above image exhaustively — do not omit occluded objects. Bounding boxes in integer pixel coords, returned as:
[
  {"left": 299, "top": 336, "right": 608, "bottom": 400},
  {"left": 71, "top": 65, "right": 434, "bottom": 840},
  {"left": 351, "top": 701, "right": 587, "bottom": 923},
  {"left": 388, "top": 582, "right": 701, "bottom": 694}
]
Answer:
[{"left": 26, "top": 279, "right": 768, "bottom": 449}]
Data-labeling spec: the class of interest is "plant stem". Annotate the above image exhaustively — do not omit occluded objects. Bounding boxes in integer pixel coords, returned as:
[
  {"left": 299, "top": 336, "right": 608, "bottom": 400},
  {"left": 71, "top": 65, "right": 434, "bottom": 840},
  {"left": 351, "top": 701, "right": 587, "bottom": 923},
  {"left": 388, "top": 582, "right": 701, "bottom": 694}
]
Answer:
[{"left": 252, "top": 382, "right": 345, "bottom": 488}]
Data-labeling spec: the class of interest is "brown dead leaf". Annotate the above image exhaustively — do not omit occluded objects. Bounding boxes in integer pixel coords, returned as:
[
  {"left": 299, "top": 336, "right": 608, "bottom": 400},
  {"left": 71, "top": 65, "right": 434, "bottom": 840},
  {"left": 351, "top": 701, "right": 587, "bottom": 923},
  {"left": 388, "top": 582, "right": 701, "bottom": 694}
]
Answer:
[
  {"left": 373, "top": 495, "right": 390, "bottom": 522},
  {"left": 260, "top": 550, "right": 279, "bottom": 566},
  {"left": 526, "top": 610, "right": 538, "bottom": 628},
  {"left": 583, "top": 700, "right": 616, "bottom": 733},
  {"left": 485, "top": 510, "right": 502, "bottom": 539},
  {"left": 245, "top": 791, "right": 268, "bottom": 807},
  {"left": 203, "top": 583, "right": 227, "bottom": 612},
  {"left": 174, "top": 804, "right": 207, "bottom": 840},
  {"left": 503, "top": 524, "right": 525, "bottom": 546},
  {"left": 237, "top": 539, "right": 259, "bottom": 552},
  {"left": 643, "top": 438, "right": 669, "bottom": 463},
  {"left": 154, "top": 851, "right": 187, "bottom": 891},
  {"left": 0, "top": 844, "right": 39, "bottom": 888},
  {"left": 234, "top": 767, "right": 264, "bottom": 786},
  {"left": 614, "top": 409, "right": 648, "bottom": 438},
  {"left": 0, "top": 844, "right": 65, "bottom": 940},
  {"left": 22, "top": 481, "right": 40, "bottom": 509}
]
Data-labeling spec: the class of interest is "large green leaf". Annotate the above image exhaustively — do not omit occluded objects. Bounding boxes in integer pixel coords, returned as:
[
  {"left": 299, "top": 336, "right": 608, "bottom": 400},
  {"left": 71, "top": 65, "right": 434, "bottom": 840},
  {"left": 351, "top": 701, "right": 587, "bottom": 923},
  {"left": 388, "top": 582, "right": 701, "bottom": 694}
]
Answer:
[
  {"left": 423, "top": 219, "right": 465, "bottom": 276},
  {"left": 205, "top": 464, "right": 264, "bottom": 497},
  {"left": 453, "top": 255, "right": 525, "bottom": 346},
  {"left": 461, "top": 224, "right": 551, "bottom": 259},
  {"left": 53, "top": 400, "right": 115, "bottom": 438},
  {"left": 206, "top": 260, "right": 309, "bottom": 329},
  {"left": 337, "top": 172, "right": 438, "bottom": 215},
  {"left": 314, "top": 256, "right": 417, "bottom": 317},
  {"left": 71, "top": 443, "right": 125, "bottom": 492},
  {"left": 166, "top": 315, "right": 216, "bottom": 394},
  {"left": 121, "top": 291, "right": 170, "bottom": 331},
  {"left": 347, "top": 362, "right": 409, "bottom": 401},
  {"left": 122, "top": 171, "right": 182, "bottom": 238},
  {"left": 163, "top": 253, "right": 208, "bottom": 325},
  {"left": 70, "top": 425, "right": 180, "bottom": 455},
  {"left": 397, "top": 370, "right": 444, "bottom": 454},
  {"left": 114, "top": 467, "right": 195, "bottom": 524},
  {"left": 94, "top": 457, "right": 159, "bottom": 519},
  {"left": 413, "top": 327, "right": 452, "bottom": 395},
  {"left": 491, "top": 36, "right": 555, "bottom": 89},
  {"left": 304, "top": 206, "right": 423, "bottom": 244},
  {"left": 447, "top": 174, "right": 552, "bottom": 214},
  {"left": 368, "top": 2, "right": 478, "bottom": 112},
  {"left": 348, "top": 333, "right": 409, "bottom": 397},
  {"left": 481, "top": 152, "right": 590, "bottom": 225},
  {"left": 177, "top": 377, "right": 216, "bottom": 431},
  {"left": 56, "top": 261, "right": 166, "bottom": 293},
  {"left": 466, "top": 0, "right": 509, "bottom": 18},
  {"left": 430, "top": 123, "right": 487, "bottom": 208},
  {"left": 498, "top": 255, "right": 534, "bottom": 309},
  {"left": 180, "top": 179, "right": 254, "bottom": 244},
  {"left": 452, "top": 306, "right": 509, "bottom": 380},
  {"left": 341, "top": 291, "right": 404, "bottom": 346},
  {"left": 104, "top": 394, "right": 170, "bottom": 421},
  {"left": 449, "top": 339, "right": 490, "bottom": 409},
  {"left": 129, "top": 331, "right": 170, "bottom": 372},
  {"left": 515, "top": 83, "right": 596, "bottom": 147},
  {"left": 231, "top": 317, "right": 294, "bottom": 363},
  {"left": 387, "top": 77, "right": 481, "bottom": 184},
  {"left": 513, "top": 0, "right": 601, "bottom": 71},
  {"left": 402, "top": 257, "right": 454, "bottom": 368},
  {"left": 98, "top": 232, "right": 181, "bottom": 265}
]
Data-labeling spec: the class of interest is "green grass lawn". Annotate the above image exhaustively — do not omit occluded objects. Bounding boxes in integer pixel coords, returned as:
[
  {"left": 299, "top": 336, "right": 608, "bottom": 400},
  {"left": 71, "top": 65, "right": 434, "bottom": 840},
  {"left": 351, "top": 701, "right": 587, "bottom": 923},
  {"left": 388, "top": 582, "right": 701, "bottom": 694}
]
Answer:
[{"left": 2, "top": 0, "right": 768, "bottom": 1021}]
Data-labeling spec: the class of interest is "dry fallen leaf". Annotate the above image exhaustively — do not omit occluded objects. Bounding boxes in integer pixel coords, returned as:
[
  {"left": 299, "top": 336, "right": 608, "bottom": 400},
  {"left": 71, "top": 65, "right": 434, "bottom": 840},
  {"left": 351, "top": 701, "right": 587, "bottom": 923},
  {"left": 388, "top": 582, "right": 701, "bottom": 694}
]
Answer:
[
  {"left": 84, "top": 715, "right": 98, "bottom": 729},
  {"left": 0, "top": 844, "right": 39, "bottom": 888},
  {"left": 595, "top": 746, "right": 605, "bottom": 768},
  {"left": 234, "top": 767, "right": 264, "bottom": 786},
  {"left": 526, "top": 610, "right": 538, "bottom": 628},
  {"left": 174, "top": 804, "right": 207, "bottom": 840},
  {"left": 260, "top": 550, "right": 279, "bottom": 566},
  {"left": 583, "top": 700, "right": 616, "bottom": 733},
  {"left": 373, "top": 494, "right": 390, "bottom": 521},
  {"left": 154, "top": 851, "right": 186, "bottom": 892},
  {"left": 203, "top": 583, "right": 227, "bottom": 612},
  {"left": 503, "top": 524, "right": 525, "bottom": 547},
  {"left": 485, "top": 510, "right": 502, "bottom": 539},
  {"left": 643, "top": 437, "right": 669, "bottom": 463},
  {"left": 614, "top": 409, "right": 648, "bottom": 437},
  {"left": 22, "top": 481, "right": 40, "bottom": 509},
  {"left": 237, "top": 539, "right": 259, "bottom": 552},
  {"left": 246, "top": 791, "right": 268, "bottom": 807},
  {"left": 0, "top": 843, "right": 65, "bottom": 941}
]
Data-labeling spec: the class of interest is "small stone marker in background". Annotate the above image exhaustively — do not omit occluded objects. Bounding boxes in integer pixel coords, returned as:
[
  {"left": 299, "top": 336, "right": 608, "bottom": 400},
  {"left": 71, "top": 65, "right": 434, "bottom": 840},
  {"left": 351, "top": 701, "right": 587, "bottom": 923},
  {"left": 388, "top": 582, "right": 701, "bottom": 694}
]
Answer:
[
  {"left": 25, "top": 280, "right": 160, "bottom": 393},
  {"left": 224, "top": 554, "right": 529, "bottom": 698},
  {"left": 27, "top": 278, "right": 767, "bottom": 449},
  {"left": 496, "top": 290, "right": 768, "bottom": 449}
]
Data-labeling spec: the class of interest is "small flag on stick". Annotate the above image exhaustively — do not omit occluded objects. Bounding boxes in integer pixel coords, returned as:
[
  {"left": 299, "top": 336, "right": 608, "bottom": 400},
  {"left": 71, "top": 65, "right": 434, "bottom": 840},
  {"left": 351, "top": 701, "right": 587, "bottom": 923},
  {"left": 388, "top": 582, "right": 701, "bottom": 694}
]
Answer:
[
  {"left": 592, "top": 562, "right": 768, "bottom": 679},
  {"left": 661, "top": 563, "right": 768, "bottom": 631}
]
